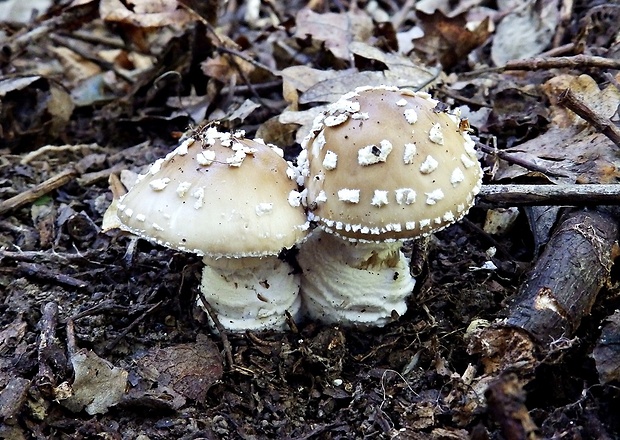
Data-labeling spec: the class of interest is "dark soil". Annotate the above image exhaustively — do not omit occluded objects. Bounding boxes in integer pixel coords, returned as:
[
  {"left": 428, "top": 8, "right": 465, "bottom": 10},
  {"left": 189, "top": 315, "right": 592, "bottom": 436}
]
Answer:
[{"left": 1, "top": 1, "right": 619, "bottom": 439}]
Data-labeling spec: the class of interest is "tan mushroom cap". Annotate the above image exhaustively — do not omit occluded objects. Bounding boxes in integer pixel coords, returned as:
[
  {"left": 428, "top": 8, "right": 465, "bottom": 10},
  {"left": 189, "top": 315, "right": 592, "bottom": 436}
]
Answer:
[
  {"left": 117, "top": 128, "right": 309, "bottom": 257},
  {"left": 300, "top": 85, "right": 483, "bottom": 241}
]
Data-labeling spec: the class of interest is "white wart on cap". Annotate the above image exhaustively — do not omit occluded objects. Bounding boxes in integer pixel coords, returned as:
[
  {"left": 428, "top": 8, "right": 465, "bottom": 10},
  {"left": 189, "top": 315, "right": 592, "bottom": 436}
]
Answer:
[{"left": 299, "top": 85, "right": 483, "bottom": 242}]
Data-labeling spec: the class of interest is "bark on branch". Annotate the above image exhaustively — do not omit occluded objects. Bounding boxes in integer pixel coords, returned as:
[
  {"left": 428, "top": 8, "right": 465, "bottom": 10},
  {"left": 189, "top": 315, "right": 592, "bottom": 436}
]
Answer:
[{"left": 469, "top": 209, "right": 619, "bottom": 375}]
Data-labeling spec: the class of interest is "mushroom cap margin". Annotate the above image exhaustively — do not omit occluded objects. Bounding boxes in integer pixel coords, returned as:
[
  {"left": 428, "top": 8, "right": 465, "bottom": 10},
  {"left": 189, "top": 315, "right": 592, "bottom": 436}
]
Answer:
[
  {"left": 302, "top": 86, "right": 483, "bottom": 241},
  {"left": 116, "top": 133, "right": 309, "bottom": 257}
]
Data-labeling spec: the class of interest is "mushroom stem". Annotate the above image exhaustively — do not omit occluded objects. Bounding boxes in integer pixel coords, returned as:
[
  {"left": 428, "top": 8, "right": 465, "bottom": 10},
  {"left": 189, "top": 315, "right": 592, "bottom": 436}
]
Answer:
[
  {"left": 198, "top": 255, "right": 302, "bottom": 332},
  {"left": 297, "top": 229, "right": 415, "bottom": 326}
]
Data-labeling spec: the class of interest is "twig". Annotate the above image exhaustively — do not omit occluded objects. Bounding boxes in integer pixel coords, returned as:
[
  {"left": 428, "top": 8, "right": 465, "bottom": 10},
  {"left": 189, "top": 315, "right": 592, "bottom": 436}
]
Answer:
[
  {"left": 461, "top": 218, "right": 515, "bottom": 261},
  {"left": 604, "top": 72, "right": 620, "bottom": 92},
  {"left": 104, "top": 301, "right": 163, "bottom": 352},
  {"left": 220, "top": 79, "right": 283, "bottom": 95},
  {"left": 0, "top": 248, "right": 101, "bottom": 264},
  {"left": 17, "top": 262, "right": 87, "bottom": 288},
  {"left": 506, "top": 54, "right": 620, "bottom": 70},
  {"left": 78, "top": 163, "right": 126, "bottom": 186},
  {"left": 215, "top": 45, "right": 278, "bottom": 77},
  {"left": 197, "top": 290, "right": 235, "bottom": 368},
  {"left": 477, "top": 184, "right": 620, "bottom": 207},
  {"left": 56, "top": 30, "right": 128, "bottom": 51},
  {"left": 68, "top": 299, "right": 134, "bottom": 321},
  {"left": 48, "top": 34, "right": 134, "bottom": 83},
  {"left": 246, "top": 331, "right": 278, "bottom": 346},
  {"left": 467, "top": 54, "right": 620, "bottom": 76},
  {"left": 66, "top": 316, "right": 78, "bottom": 358},
  {"left": 0, "top": 167, "right": 78, "bottom": 216},
  {"left": 558, "top": 88, "right": 620, "bottom": 148},
  {"left": 477, "top": 143, "right": 570, "bottom": 178},
  {"left": 35, "top": 302, "right": 61, "bottom": 397},
  {"left": 440, "top": 87, "right": 492, "bottom": 108},
  {"left": 215, "top": 46, "right": 281, "bottom": 111},
  {"left": 20, "top": 143, "right": 105, "bottom": 165},
  {"left": 287, "top": 422, "right": 348, "bottom": 440}
]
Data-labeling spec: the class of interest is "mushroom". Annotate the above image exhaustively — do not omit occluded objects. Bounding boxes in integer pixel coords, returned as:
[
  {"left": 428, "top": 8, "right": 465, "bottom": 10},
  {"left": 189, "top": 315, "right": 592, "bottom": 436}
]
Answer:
[
  {"left": 116, "top": 127, "right": 309, "bottom": 331},
  {"left": 296, "top": 85, "right": 483, "bottom": 326}
]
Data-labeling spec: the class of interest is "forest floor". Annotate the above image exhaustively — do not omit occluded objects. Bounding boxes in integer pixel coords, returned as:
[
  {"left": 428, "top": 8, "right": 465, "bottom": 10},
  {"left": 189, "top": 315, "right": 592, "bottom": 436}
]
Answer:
[{"left": 1, "top": 1, "right": 620, "bottom": 439}]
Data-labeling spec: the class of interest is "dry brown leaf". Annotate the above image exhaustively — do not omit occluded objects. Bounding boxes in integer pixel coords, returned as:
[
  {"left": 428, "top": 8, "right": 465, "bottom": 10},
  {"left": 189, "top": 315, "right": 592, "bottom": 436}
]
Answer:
[
  {"left": 490, "top": 0, "right": 560, "bottom": 66},
  {"left": 0, "top": 76, "right": 75, "bottom": 149},
  {"left": 348, "top": 42, "right": 440, "bottom": 88},
  {"left": 279, "top": 66, "right": 352, "bottom": 106},
  {"left": 279, "top": 105, "right": 327, "bottom": 144},
  {"left": 60, "top": 349, "right": 128, "bottom": 415},
  {"left": 49, "top": 47, "right": 101, "bottom": 82},
  {"left": 495, "top": 74, "right": 620, "bottom": 183},
  {"left": 299, "top": 70, "right": 424, "bottom": 104},
  {"left": 135, "top": 335, "right": 223, "bottom": 404},
  {"left": 294, "top": 8, "right": 373, "bottom": 61},
  {"left": 416, "top": 10, "right": 492, "bottom": 68},
  {"left": 100, "top": 0, "right": 193, "bottom": 27},
  {"left": 224, "top": 99, "right": 261, "bottom": 123}
]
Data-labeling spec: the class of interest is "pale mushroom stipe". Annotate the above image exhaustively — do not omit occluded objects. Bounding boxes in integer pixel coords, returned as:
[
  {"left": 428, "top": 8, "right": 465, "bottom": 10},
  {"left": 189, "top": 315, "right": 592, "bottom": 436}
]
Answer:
[
  {"left": 115, "top": 127, "right": 309, "bottom": 332},
  {"left": 296, "top": 85, "right": 483, "bottom": 326}
]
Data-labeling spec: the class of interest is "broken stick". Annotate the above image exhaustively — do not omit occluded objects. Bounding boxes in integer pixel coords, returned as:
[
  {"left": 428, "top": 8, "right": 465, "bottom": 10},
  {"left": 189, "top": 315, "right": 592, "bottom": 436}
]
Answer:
[
  {"left": 477, "top": 184, "right": 620, "bottom": 207},
  {"left": 469, "top": 209, "right": 619, "bottom": 375},
  {"left": 558, "top": 88, "right": 620, "bottom": 148},
  {"left": 0, "top": 167, "right": 78, "bottom": 216}
]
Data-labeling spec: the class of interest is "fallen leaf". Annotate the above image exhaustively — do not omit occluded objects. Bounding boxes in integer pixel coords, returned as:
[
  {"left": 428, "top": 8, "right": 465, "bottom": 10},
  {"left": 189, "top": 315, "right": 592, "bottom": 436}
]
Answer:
[
  {"left": 416, "top": 10, "right": 492, "bottom": 68},
  {"left": 61, "top": 349, "right": 128, "bottom": 415},
  {"left": 349, "top": 42, "right": 440, "bottom": 88},
  {"left": 223, "top": 99, "right": 261, "bottom": 123},
  {"left": 494, "top": 74, "right": 620, "bottom": 183},
  {"left": 491, "top": 0, "right": 560, "bottom": 66},
  {"left": 0, "top": 315, "right": 27, "bottom": 354},
  {"left": 300, "top": 70, "right": 437, "bottom": 105},
  {"left": 279, "top": 66, "right": 352, "bottom": 106},
  {"left": 100, "top": 0, "right": 193, "bottom": 28},
  {"left": 0, "top": 76, "right": 75, "bottom": 150},
  {"left": 0, "top": 0, "right": 51, "bottom": 23},
  {"left": 294, "top": 8, "right": 373, "bottom": 61},
  {"left": 135, "top": 334, "right": 223, "bottom": 404}
]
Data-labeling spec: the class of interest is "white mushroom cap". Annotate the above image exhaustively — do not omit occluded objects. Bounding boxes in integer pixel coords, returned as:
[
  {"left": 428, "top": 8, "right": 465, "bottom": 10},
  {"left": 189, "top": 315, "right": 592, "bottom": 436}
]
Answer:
[
  {"left": 300, "top": 85, "right": 483, "bottom": 242},
  {"left": 116, "top": 128, "right": 309, "bottom": 258}
]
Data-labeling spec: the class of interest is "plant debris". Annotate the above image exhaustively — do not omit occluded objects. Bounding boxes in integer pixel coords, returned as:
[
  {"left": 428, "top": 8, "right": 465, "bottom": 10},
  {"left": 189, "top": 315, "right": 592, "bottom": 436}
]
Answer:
[{"left": 1, "top": 0, "right": 619, "bottom": 438}]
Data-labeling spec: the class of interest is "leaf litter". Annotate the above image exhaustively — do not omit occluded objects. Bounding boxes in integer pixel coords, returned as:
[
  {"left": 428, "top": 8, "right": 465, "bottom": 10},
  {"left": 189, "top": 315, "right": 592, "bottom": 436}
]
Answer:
[{"left": 0, "top": 0, "right": 619, "bottom": 439}]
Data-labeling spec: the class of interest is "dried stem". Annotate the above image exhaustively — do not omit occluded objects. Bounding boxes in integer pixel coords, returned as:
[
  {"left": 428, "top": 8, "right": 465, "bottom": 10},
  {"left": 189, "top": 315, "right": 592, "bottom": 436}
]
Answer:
[
  {"left": 0, "top": 167, "right": 78, "bottom": 216},
  {"left": 558, "top": 88, "right": 620, "bottom": 148},
  {"left": 197, "top": 290, "right": 235, "bottom": 368},
  {"left": 477, "top": 184, "right": 620, "bottom": 207}
]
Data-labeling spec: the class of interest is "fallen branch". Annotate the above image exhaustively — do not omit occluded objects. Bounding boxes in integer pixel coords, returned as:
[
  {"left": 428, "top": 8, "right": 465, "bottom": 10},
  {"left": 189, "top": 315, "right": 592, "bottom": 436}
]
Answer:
[
  {"left": 468, "top": 54, "right": 620, "bottom": 76},
  {"left": 503, "top": 54, "right": 620, "bottom": 71},
  {"left": 477, "top": 184, "right": 620, "bottom": 207},
  {"left": 469, "top": 209, "right": 619, "bottom": 375},
  {"left": 485, "top": 373, "right": 541, "bottom": 440},
  {"left": 477, "top": 143, "right": 570, "bottom": 178},
  {"left": 35, "top": 302, "right": 65, "bottom": 398},
  {"left": 558, "top": 88, "right": 620, "bottom": 148},
  {"left": 0, "top": 167, "right": 78, "bottom": 216},
  {"left": 503, "top": 210, "right": 618, "bottom": 344}
]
